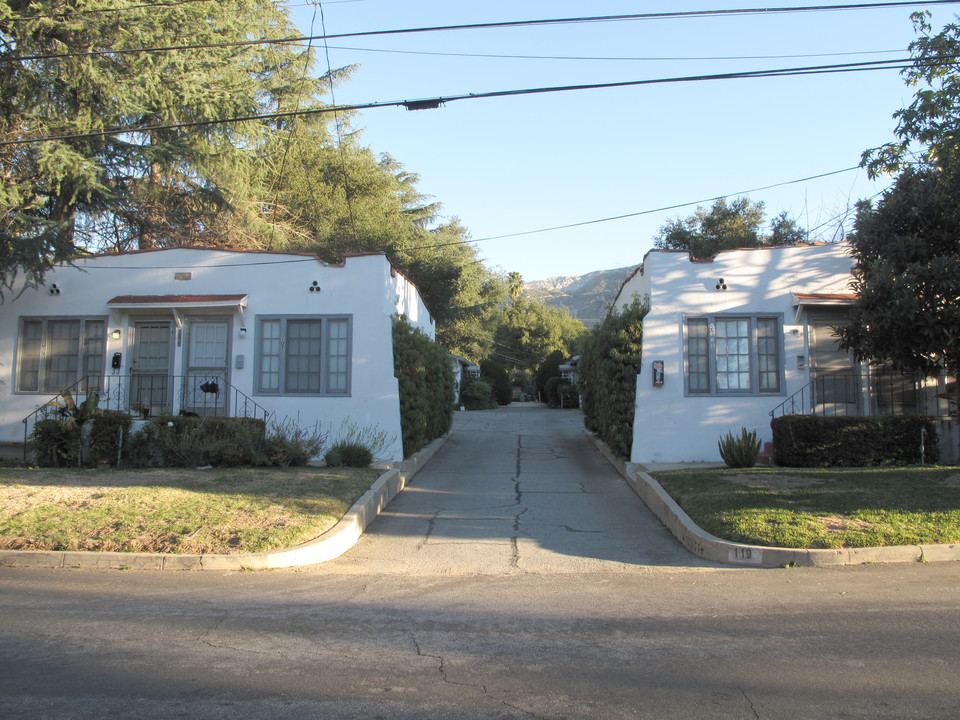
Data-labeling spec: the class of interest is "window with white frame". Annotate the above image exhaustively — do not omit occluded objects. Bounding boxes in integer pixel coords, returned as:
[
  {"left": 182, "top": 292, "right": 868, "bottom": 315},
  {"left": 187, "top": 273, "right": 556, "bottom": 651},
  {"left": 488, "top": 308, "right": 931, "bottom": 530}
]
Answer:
[
  {"left": 256, "top": 316, "right": 351, "bottom": 395},
  {"left": 685, "top": 315, "right": 782, "bottom": 395},
  {"left": 16, "top": 317, "right": 106, "bottom": 393}
]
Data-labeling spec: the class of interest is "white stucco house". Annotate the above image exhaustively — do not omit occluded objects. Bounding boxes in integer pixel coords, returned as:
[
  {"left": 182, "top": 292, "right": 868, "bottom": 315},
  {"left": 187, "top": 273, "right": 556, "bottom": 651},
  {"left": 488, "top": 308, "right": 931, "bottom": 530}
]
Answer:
[
  {"left": 612, "top": 242, "right": 955, "bottom": 465},
  {"left": 1, "top": 248, "right": 434, "bottom": 462}
]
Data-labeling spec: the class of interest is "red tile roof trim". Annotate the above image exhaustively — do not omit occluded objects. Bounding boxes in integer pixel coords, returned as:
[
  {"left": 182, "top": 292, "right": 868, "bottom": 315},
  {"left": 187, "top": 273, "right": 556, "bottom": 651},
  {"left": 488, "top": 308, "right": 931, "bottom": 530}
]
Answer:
[{"left": 108, "top": 294, "right": 247, "bottom": 305}]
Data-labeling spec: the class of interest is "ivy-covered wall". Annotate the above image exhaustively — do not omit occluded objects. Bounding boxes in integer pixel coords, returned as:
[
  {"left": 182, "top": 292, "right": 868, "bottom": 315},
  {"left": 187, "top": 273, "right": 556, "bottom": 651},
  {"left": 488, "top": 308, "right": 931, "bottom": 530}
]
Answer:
[
  {"left": 577, "top": 298, "right": 648, "bottom": 458},
  {"left": 393, "top": 316, "right": 455, "bottom": 458}
]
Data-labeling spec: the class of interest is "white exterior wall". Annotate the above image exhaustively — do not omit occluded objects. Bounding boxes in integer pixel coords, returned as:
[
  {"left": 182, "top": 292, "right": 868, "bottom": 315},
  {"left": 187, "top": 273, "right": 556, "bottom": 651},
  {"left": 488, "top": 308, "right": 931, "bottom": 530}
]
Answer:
[
  {"left": 0, "top": 249, "right": 435, "bottom": 462},
  {"left": 613, "top": 243, "right": 855, "bottom": 464}
]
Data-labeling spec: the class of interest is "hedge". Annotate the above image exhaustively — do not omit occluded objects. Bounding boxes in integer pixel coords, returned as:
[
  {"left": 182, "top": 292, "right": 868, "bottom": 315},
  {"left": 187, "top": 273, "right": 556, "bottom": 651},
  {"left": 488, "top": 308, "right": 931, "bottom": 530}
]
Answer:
[
  {"left": 771, "top": 414, "right": 941, "bottom": 467},
  {"left": 393, "top": 315, "right": 454, "bottom": 457},
  {"left": 577, "top": 297, "right": 647, "bottom": 458}
]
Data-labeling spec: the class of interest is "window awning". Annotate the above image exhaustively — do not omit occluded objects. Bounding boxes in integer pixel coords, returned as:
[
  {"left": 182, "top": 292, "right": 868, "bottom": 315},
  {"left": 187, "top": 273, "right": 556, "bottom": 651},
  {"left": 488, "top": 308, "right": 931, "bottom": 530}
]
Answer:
[
  {"left": 107, "top": 294, "right": 248, "bottom": 310},
  {"left": 792, "top": 293, "right": 856, "bottom": 324},
  {"left": 791, "top": 292, "right": 857, "bottom": 308}
]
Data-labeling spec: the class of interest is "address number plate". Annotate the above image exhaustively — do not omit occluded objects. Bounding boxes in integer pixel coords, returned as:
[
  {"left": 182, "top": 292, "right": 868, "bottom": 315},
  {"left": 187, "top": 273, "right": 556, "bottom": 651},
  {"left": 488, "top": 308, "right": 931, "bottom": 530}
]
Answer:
[{"left": 729, "top": 547, "right": 763, "bottom": 564}]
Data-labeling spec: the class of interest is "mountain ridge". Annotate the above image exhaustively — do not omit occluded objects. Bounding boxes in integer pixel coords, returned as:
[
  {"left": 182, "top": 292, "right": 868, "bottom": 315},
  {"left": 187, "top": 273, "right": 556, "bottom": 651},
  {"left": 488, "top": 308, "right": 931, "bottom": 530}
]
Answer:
[{"left": 523, "top": 265, "right": 640, "bottom": 327}]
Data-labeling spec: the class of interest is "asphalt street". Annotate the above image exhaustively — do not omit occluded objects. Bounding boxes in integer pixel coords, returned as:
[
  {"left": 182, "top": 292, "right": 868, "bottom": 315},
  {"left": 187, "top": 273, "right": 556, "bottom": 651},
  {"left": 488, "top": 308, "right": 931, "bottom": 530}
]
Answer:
[{"left": 2, "top": 405, "right": 959, "bottom": 719}]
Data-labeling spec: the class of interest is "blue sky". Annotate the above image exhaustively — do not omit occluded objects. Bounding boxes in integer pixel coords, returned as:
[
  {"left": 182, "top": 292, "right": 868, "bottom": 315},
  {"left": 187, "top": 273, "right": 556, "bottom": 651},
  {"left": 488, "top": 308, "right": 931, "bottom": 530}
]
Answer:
[{"left": 286, "top": 1, "right": 957, "bottom": 281}]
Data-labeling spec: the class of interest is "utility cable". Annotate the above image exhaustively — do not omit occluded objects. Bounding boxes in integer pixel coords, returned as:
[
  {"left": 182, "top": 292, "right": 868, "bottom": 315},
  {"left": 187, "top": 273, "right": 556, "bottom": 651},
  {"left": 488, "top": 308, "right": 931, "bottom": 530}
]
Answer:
[
  {"left": 405, "top": 167, "right": 864, "bottom": 251},
  {"left": 319, "top": 44, "right": 906, "bottom": 63},
  {"left": 5, "top": 1, "right": 957, "bottom": 63},
  {"left": 0, "top": 56, "right": 930, "bottom": 147},
  {"left": 318, "top": 0, "right": 360, "bottom": 241}
]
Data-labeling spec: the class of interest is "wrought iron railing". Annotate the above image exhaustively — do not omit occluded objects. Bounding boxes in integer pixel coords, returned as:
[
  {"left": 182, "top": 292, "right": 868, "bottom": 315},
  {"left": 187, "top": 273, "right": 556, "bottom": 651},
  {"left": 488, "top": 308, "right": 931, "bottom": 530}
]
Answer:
[
  {"left": 769, "top": 371, "right": 925, "bottom": 420},
  {"left": 21, "top": 374, "right": 269, "bottom": 459}
]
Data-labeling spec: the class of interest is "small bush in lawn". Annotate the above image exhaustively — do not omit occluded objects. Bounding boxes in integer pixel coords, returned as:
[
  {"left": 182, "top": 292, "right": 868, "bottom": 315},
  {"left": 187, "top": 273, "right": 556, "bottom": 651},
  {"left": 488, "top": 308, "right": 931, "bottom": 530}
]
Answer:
[
  {"left": 30, "top": 419, "right": 81, "bottom": 467},
  {"left": 264, "top": 418, "right": 326, "bottom": 467},
  {"left": 325, "top": 441, "right": 373, "bottom": 468},
  {"left": 718, "top": 428, "right": 761, "bottom": 468}
]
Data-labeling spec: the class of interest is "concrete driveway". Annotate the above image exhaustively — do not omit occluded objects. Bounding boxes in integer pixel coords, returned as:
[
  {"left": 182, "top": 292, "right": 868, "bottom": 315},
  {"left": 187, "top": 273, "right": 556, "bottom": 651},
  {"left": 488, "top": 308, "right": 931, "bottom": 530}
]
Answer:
[{"left": 328, "top": 404, "right": 712, "bottom": 575}]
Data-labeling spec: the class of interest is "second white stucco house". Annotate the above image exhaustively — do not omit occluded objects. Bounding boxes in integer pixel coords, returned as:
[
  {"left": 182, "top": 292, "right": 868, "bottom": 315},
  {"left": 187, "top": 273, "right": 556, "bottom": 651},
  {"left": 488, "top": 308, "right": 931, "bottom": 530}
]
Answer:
[
  {"left": 612, "top": 242, "right": 953, "bottom": 464},
  {"left": 1, "top": 248, "right": 434, "bottom": 462}
]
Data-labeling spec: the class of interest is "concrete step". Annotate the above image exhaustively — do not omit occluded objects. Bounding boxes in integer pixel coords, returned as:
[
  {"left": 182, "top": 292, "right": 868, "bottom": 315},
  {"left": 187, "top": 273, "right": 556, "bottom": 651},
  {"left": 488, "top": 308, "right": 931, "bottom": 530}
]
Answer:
[{"left": 756, "top": 441, "right": 775, "bottom": 467}]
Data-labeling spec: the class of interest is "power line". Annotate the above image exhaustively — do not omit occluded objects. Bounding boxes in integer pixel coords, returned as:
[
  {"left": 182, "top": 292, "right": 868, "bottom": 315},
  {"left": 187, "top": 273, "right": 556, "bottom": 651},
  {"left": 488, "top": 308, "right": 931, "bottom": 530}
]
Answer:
[
  {"left": 320, "top": 44, "right": 906, "bottom": 63},
  {"left": 406, "top": 167, "right": 865, "bottom": 252},
  {"left": 0, "top": 56, "right": 928, "bottom": 147},
  {"left": 5, "top": 2, "right": 957, "bottom": 63}
]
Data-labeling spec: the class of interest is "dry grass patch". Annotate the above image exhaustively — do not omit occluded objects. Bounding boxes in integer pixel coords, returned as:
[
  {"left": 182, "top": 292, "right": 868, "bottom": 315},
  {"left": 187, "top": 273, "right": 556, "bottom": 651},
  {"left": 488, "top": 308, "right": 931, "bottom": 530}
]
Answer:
[
  {"left": 726, "top": 474, "right": 824, "bottom": 492},
  {"left": 0, "top": 466, "right": 381, "bottom": 554}
]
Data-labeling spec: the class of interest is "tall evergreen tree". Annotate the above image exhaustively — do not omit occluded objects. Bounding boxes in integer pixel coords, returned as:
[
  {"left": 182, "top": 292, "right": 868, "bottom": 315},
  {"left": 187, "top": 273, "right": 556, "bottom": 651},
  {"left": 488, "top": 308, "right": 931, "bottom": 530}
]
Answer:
[{"left": 1, "top": 0, "right": 311, "bottom": 293}]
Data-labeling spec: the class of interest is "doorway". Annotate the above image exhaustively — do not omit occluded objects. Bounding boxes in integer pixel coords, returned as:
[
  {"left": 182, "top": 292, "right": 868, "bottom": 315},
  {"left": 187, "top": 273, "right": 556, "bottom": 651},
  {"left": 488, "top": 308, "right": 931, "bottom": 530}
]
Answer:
[
  {"left": 183, "top": 320, "right": 230, "bottom": 416},
  {"left": 131, "top": 321, "right": 173, "bottom": 417}
]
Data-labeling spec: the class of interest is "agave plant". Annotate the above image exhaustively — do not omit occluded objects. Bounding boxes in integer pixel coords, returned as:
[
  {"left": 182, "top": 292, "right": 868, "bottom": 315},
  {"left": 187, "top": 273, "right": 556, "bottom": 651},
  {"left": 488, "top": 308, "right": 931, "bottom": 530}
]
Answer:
[{"left": 718, "top": 427, "right": 761, "bottom": 468}]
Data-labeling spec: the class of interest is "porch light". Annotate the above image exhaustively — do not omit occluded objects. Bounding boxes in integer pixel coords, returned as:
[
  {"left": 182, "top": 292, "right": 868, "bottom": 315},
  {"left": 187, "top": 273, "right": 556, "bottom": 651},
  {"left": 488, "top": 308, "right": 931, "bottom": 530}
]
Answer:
[{"left": 111, "top": 329, "right": 122, "bottom": 340}]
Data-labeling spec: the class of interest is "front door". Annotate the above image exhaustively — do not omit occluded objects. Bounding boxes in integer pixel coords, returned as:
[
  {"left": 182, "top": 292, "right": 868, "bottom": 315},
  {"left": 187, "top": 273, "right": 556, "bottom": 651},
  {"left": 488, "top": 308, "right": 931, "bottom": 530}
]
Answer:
[
  {"left": 131, "top": 321, "right": 173, "bottom": 417},
  {"left": 809, "top": 314, "right": 859, "bottom": 415},
  {"left": 183, "top": 320, "right": 229, "bottom": 416}
]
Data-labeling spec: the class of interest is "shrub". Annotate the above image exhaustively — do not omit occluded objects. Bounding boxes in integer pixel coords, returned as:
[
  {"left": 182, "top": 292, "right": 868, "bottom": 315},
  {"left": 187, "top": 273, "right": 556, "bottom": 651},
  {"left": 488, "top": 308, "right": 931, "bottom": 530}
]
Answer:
[
  {"left": 577, "top": 297, "right": 648, "bottom": 458},
  {"left": 535, "top": 350, "right": 564, "bottom": 402},
  {"left": 718, "top": 428, "right": 762, "bottom": 468},
  {"left": 324, "top": 441, "right": 374, "bottom": 468},
  {"left": 480, "top": 359, "right": 513, "bottom": 405},
  {"left": 558, "top": 382, "right": 580, "bottom": 409},
  {"left": 460, "top": 377, "right": 497, "bottom": 410},
  {"left": 771, "top": 415, "right": 940, "bottom": 467},
  {"left": 125, "top": 416, "right": 268, "bottom": 468},
  {"left": 87, "top": 411, "right": 133, "bottom": 466},
  {"left": 30, "top": 419, "right": 81, "bottom": 467},
  {"left": 264, "top": 418, "right": 326, "bottom": 467},
  {"left": 393, "top": 316, "right": 455, "bottom": 457},
  {"left": 545, "top": 377, "right": 579, "bottom": 408},
  {"left": 328, "top": 419, "right": 394, "bottom": 462}
]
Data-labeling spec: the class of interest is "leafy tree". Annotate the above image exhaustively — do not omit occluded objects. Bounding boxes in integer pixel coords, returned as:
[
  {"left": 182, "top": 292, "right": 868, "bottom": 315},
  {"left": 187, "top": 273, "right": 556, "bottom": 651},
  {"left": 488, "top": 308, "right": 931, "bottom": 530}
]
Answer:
[
  {"left": 836, "top": 160, "right": 960, "bottom": 384},
  {"left": 0, "top": 0, "right": 312, "bottom": 295},
  {"left": 493, "top": 298, "right": 585, "bottom": 374},
  {"left": 838, "top": 12, "right": 960, "bottom": 405},
  {"left": 862, "top": 12, "right": 960, "bottom": 177},
  {"left": 768, "top": 211, "right": 808, "bottom": 246},
  {"left": 654, "top": 197, "right": 807, "bottom": 260}
]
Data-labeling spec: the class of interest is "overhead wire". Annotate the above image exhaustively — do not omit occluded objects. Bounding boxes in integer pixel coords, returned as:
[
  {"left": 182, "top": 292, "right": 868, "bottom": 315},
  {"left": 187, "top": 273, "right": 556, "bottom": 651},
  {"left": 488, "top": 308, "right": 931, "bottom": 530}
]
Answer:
[
  {"left": 5, "top": 1, "right": 958, "bottom": 62},
  {"left": 405, "top": 167, "right": 865, "bottom": 251},
  {"left": 0, "top": 56, "right": 936, "bottom": 147},
  {"left": 317, "top": 44, "right": 907, "bottom": 63},
  {"left": 316, "top": 0, "right": 360, "bottom": 240}
]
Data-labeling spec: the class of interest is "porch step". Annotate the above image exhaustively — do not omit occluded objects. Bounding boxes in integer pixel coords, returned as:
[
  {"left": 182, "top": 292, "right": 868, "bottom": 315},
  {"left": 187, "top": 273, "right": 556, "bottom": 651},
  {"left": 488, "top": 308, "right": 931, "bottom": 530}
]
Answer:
[{"left": 756, "top": 441, "right": 775, "bottom": 467}]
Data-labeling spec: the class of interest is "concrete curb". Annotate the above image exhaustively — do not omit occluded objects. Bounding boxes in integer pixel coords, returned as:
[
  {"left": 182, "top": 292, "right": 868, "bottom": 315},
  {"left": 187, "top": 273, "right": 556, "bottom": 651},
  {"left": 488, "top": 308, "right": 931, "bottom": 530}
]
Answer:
[
  {"left": 0, "top": 432, "right": 450, "bottom": 571},
  {"left": 587, "top": 432, "right": 960, "bottom": 568}
]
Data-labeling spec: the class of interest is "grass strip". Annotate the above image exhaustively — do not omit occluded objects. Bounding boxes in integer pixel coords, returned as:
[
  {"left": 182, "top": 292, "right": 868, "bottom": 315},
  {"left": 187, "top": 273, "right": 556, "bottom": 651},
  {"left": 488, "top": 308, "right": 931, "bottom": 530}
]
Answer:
[
  {"left": 0, "top": 466, "right": 380, "bottom": 554},
  {"left": 650, "top": 466, "right": 960, "bottom": 549}
]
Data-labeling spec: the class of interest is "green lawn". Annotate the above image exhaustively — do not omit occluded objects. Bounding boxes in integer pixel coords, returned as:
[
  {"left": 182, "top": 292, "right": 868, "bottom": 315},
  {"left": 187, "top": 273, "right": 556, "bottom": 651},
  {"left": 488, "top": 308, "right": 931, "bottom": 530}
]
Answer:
[
  {"left": 650, "top": 466, "right": 960, "bottom": 549},
  {"left": 0, "top": 465, "right": 381, "bottom": 554}
]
